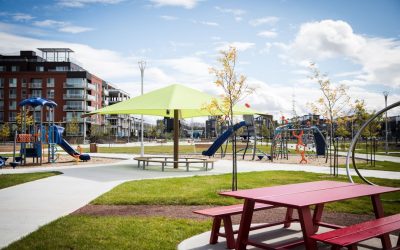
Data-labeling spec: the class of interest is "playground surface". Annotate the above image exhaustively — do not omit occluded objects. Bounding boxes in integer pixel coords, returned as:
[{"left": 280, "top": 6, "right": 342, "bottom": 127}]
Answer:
[{"left": 0, "top": 154, "right": 399, "bottom": 248}]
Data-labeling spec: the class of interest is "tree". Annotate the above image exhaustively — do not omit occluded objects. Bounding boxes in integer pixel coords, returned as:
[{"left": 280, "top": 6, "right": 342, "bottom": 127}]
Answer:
[
  {"left": 352, "top": 99, "right": 382, "bottom": 138},
  {"left": 89, "top": 124, "right": 104, "bottom": 142},
  {"left": 16, "top": 110, "right": 34, "bottom": 132},
  {"left": 308, "top": 62, "right": 350, "bottom": 166},
  {"left": 66, "top": 116, "right": 80, "bottom": 143},
  {"left": 207, "top": 46, "right": 254, "bottom": 191},
  {"left": 0, "top": 123, "right": 10, "bottom": 142}
]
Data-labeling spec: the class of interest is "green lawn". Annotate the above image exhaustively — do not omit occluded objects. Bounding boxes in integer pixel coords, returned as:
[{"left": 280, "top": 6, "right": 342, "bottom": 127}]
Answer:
[
  {"left": 0, "top": 171, "right": 62, "bottom": 190},
  {"left": 4, "top": 216, "right": 210, "bottom": 250},
  {"left": 93, "top": 171, "right": 400, "bottom": 215},
  {"left": 4, "top": 170, "right": 400, "bottom": 249},
  {"left": 339, "top": 161, "right": 400, "bottom": 172}
]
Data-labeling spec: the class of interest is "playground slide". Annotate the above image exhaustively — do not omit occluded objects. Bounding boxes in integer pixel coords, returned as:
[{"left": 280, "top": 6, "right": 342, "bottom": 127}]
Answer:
[
  {"left": 52, "top": 125, "right": 91, "bottom": 161},
  {"left": 202, "top": 121, "right": 248, "bottom": 157}
]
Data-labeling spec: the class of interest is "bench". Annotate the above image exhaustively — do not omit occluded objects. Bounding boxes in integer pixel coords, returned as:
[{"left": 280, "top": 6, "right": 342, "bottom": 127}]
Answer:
[
  {"left": 134, "top": 157, "right": 215, "bottom": 171},
  {"left": 194, "top": 203, "right": 295, "bottom": 249},
  {"left": 310, "top": 214, "right": 400, "bottom": 249}
]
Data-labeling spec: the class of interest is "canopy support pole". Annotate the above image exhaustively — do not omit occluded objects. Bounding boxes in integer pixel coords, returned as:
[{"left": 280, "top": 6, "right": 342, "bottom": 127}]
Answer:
[{"left": 174, "top": 110, "right": 179, "bottom": 168}]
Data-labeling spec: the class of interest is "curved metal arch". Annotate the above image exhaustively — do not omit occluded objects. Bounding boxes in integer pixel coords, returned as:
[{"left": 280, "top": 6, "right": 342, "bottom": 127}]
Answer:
[{"left": 346, "top": 100, "right": 400, "bottom": 185}]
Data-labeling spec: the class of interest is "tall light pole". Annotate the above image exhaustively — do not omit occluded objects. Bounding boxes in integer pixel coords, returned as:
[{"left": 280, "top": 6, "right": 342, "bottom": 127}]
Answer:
[
  {"left": 138, "top": 60, "right": 146, "bottom": 157},
  {"left": 383, "top": 91, "right": 389, "bottom": 155}
]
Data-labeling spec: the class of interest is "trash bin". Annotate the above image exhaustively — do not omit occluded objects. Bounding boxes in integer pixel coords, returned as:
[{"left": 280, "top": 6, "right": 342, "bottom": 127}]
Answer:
[{"left": 90, "top": 143, "right": 98, "bottom": 153}]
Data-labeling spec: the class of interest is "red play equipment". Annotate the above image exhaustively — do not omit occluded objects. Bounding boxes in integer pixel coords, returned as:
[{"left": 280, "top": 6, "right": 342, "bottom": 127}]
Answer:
[{"left": 292, "top": 130, "right": 307, "bottom": 164}]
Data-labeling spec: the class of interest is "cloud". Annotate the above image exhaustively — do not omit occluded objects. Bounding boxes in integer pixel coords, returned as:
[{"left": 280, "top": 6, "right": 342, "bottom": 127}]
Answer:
[
  {"left": 33, "top": 19, "right": 66, "bottom": 27},
  {"left": 33, "top": 19, "right": 93, "bottom": 34},
  {"left": 12, "top": 13, "right": 34, "bottom": 22},
  {"left": 257, "top": 30, "right": 277, "bottom": 38},
  {"left": 200, "top": 21, "right": 218, "bottom": 26},
  {"left": 215, "top": 6, "right": 246, "bottom": 22},
  {"left": 57, "top": 0, "right": 124, "bottom": 8},
  {"left": 160, "top": 15, "right": 178, "bottom": 21},
  {"left": 215, "top": 41, "right": 255, "bottom": 52},
  {"left": 249, "top": 16, "right": 279, "bottom": 26},
  {"left": 284, "top": 19, "right": 400, "bottom": 87},
  {"left": 59, "top": 26, "right": 93, "bottom": 34},
  {"left": 149, "top": 0, "right": 199, "bottom": 9}
]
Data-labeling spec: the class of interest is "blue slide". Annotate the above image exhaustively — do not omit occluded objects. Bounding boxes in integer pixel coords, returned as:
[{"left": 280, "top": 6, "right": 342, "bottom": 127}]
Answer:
[
  {"left": 202, "top": 121, "right": 248, "bottom": 157},
  {"left": 52, "top": 125, "right": 91, "bottom": 161}
]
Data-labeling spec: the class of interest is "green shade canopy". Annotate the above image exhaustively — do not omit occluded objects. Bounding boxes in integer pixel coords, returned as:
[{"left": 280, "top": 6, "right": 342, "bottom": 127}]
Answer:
[{"left": 85, "top": 84, "right": 258, "bottom": 118}]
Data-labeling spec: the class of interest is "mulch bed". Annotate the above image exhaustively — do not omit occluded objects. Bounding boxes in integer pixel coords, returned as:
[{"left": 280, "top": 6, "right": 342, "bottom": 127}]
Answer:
[{"left": 73, "top": 205, "right": 375, "bottom": 226}]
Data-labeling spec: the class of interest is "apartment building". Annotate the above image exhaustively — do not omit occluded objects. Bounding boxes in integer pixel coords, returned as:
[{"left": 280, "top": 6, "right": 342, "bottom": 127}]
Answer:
[{"left": 0, "top": 48, "right": 138, "bottom": 141}]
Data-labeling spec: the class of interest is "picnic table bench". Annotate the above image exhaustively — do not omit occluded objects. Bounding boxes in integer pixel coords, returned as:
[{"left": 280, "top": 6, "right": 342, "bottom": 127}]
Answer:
[
  {"left": 311, "top": 213, "right": 400, "bottom": 249},
  {"left": 194, "top": 203, "right": 296, "bottom": 249},
  {"left": 220, "top": 181, "right": 400, "bottom": 250},
  {"left": 134, "top": 156, "right": 215, "bottom": 171}
]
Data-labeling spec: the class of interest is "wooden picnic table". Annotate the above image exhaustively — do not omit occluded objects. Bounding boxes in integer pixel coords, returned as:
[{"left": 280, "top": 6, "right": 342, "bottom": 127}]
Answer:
[{"left": 220, "top": 180, "right": 399, "bottom": 250}]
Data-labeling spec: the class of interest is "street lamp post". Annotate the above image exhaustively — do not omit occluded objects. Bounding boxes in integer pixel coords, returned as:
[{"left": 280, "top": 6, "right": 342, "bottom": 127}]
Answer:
[
  {"left": 138, "top": 60, "right": 146, "bottom": 157},
  {"left": 383, "top": 91, "right": 389, "bottom": 155}
]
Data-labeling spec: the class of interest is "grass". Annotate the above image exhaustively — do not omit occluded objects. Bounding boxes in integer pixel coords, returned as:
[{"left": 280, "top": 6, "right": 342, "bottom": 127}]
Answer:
[
  {"left": 4, "top": 170, "right": 400, "bottom": 249},
  {"left": 92, "top": 171, "right": 400, "bottom": 215},
  {"left": 4, "top": 216, "right": 210, "bottom": 250},
  {"left": 339, "top": 161, "right": 400, "bottom": 172},
  {"left": 0, "top": 171, "right": 62, "bottom": 190}
]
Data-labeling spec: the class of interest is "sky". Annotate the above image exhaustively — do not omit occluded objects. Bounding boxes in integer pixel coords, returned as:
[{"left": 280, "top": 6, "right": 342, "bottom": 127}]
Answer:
[{"left": 0, "top": 0, "right": 399, "bottom": 122}]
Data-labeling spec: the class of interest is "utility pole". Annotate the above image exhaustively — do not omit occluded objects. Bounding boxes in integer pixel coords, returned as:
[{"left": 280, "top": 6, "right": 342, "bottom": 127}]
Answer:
[
  {"left": 383, "top": 91, "right": 389, "bottom": 155},
  {"left": 138, "top": 60, "right": 146, "bottom": 157}
]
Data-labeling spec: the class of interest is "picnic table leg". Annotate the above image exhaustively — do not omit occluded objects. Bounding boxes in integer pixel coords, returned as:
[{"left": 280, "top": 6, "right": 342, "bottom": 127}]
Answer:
[
  {"left": 283, "top": 208, "right": 294, "bottom": 228},
  {"left": 371, "top": 194, "right": 392, "bottom": 249},
  {"left": 297, "top": 206, "right": 318, "bottom": 250},
  {"left": 222, "top": 216, "right": 235, "bottom": 249},
  {"left": 236, "top": 199, "right": 255, "bottom": 250},
  {"left": 210, "top": 217, "right": 222, "bottom": 245},
  {"left": 312, "top": 204, "right": 324, "bottom": 233}
]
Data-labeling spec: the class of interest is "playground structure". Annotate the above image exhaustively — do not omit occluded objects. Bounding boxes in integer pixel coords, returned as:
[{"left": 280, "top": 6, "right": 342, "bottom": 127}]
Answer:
[
  {"left": 346, "top": 100, "right": 400, "bottom": 185},
  {"left": 10, "top": 97, "right": 90, "bottom": 168},
  {"left": 271, "top": 119, "right": 327, "bottom": 164},
  {"left": 202, "top": 115, "right": 271, "bottom": 160}
]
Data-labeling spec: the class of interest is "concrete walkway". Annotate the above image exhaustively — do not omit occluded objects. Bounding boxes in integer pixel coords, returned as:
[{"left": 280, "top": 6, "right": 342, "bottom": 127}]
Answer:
[{"left": 0, "top": 154, "right": 399, "bottom": 248}]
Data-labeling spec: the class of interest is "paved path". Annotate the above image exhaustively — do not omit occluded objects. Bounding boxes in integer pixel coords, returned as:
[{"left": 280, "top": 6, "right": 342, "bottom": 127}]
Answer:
[
  {"left": 0, "top": 154, "right": 399, "bottom": 248},
  {"left": 337, "top": 151, "right": 400, "bottom": 163}
]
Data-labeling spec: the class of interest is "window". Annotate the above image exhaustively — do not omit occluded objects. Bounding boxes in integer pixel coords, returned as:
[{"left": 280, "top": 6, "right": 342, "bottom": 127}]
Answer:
[
  {"left": 30, "top": 79, "right": 42, "bottom": 88},
  {"left": 9, "top": 100, "right": 17, "bottom": 110},
  {"left": 0, "top": 78, "right": 4, "bottom": 88},
  {"left": 9, "top": 111, "right": 17, "bottom": 122},
  {"left": 47, "top": 78, "right": 55, "bottom": 87},
  {"left": 9, "top": 78, "right": 17, "bottom": 87},
  {"left": 31, "top": 89, "right": 42, "bottom": 98},
  {"left": 21, "top": 78, "right": 27, "bottom": 87},
  {"left": 11, "top": 66, "right": 19, "bottom": 72},
  {"left": 56, "top": 66, "right": 68, "bottom": 71},
  {"left": 0, "top": 112, "right": 4, "bottom": 122},
  {"left": 9, "top": 88, "right": 17, "bottom": 99},
  {"left": 0, "top": 66, "right": 5, "bottom": 72},
  {"left": 33, "top": 112, "right": 41, "bottom": 122},
  {"left": 36, "top": 66, "right": 44, "bottom": 72},
  {"left": 0, "top": 100, "right": 3, "bottom": 110},
  {"left": 0, "top": 89, "right": 4, "bottom": 99},
  {"left": 21, "top": 89, "right": 27, "bottom": 99},
  {"left": 47, "top": 89, "right": 54, "bottom": 99}
]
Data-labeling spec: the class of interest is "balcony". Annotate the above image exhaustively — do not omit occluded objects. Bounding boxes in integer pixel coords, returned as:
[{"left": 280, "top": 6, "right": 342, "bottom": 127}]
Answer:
[
  {"left": 102, "top": 100, "right": 109, "bottom": 106},
  {"left": 87, "top": 83, "right": 96, "bottom": 91},
  {"left": 9, "top": 117, "right": 16, "bottom": 122},
  {"left": 0, "top": 105, "right": 3, "bottom": 111},
  {"left": 63, "top": 105, "right": 85, "bottom": 111},
  {"left": 63, "top": 93, "right": 85, "bottom": 100},
  {"left": 47, "top": 94, "right": 55, "bottom": 99},
  {"left": 9, "top": 94, "right": 17, "bottom": 99},
  {"left": 64, "top": 117, "right": 84, "bottom": 122},
  {"left": 103, "top": 89, "right": 109, "bottom": 96},
  {"left": 87, "top": 94, "right": 96, "bottom": 101},
  {"left": 64, "top": 82, "right": 86, "bottom": 88},
  {"left": 0, "top": 82, "right": 3, "bottom": 88},
  {"left": 9, "top": 82, "right": 17, "bottom": 88},
  {"left": 29, "top": 94, "right": 42, "bottom": 98},
  {"left": 29, "top": 82, "right": 42, "bottom": 88},
  {"left": 86, "top": 106, "right": 96, "bottom": 112},
  {"left": 9, "top": 104, "right": 17, "bottom": 110}
]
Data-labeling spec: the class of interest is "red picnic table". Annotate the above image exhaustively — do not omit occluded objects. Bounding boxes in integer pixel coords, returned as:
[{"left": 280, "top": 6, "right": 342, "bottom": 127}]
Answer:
[{"left": 220, "top": 180, "right": 399, "bottom": 250}]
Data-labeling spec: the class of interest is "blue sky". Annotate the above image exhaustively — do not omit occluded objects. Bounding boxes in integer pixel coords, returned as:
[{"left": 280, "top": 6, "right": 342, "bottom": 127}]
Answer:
[{"left": 0, "top": 0, "right": 399, "bottom": 119}]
